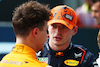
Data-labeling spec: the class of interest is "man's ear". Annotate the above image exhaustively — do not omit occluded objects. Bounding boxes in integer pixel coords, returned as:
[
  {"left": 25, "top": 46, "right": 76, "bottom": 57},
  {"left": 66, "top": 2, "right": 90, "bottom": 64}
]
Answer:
[
  {"left": 32, "top": 28, "right": 39, "bottom": 38},
  {"left": 72, "top": 26, "right": 78, "bottom": 36}
]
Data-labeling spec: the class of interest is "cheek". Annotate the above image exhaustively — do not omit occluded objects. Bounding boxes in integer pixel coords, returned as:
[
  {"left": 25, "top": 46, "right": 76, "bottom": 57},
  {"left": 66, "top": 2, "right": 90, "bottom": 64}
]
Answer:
[
  {"left": 63, "top": 31, "right": 73, "bottom": 37},
  {"left": 44, "top": 32, "right": 48, "bottom": 40},
  {"left": 40, "top": 32, "right": 47, "bottom": 41},
  {"left": 99, "top": 14, "right": 100, "bottom": 17},
  {"left": 97, "top": 12, "right": 100, "bottom": 17},
  {"left": 48, "top": 28, "right": 54, "bottom": 35}
]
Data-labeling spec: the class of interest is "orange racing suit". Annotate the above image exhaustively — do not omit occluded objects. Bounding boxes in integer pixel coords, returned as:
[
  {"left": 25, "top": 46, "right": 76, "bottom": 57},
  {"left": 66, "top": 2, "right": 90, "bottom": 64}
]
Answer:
[{"left": 0, "top": 44, "right": 49, "bottom": 67}]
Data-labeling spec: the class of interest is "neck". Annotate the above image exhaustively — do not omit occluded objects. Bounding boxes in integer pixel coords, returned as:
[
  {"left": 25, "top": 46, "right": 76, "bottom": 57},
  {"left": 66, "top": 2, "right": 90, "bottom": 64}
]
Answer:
[
  {"left": 16, "top": 37, "right": 27, "bottom": 45},
  {"left": 16, "top": 36, "right": 36, "bottom": 51}
]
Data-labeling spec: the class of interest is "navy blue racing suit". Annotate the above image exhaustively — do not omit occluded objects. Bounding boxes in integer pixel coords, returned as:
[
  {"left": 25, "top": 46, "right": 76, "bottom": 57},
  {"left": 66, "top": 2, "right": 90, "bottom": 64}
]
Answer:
[{"left": 37, "top": 40, "right": 98, "bottom": 67}]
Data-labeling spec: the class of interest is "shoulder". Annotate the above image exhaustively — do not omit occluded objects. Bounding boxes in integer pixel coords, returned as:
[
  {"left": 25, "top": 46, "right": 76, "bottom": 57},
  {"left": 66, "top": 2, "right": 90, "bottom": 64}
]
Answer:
[
  {"left": 72, "top": 44, "right": 96, "bottom": 63},
  {"left": 72, "top": 44, "right": 87, "bottom": 53},
  {"left": 24, "top": 61, "right": 48, "bottom": 67},
  {"left": 0, "top": 54, "right": 49, "bottom": 67},
  {"left": 73, "top": 44, "right": 94, "bottom": 56}
]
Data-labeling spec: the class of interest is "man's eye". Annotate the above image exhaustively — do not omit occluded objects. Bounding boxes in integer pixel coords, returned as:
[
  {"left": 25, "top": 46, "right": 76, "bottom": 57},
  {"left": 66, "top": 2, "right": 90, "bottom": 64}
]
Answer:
[
  {"left": 51, "top": 24, "right": 57, "bottom": 28},
  {"left": 62, "top": 25, "right": 67, "bottom": 29}
]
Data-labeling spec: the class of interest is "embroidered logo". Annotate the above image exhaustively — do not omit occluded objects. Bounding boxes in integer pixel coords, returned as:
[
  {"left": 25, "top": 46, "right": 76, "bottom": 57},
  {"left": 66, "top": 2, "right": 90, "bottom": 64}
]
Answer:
[
  {"left": 65, "top": 14, "right": 73, "bottom": 21},
  {"left": 74, "top": 52, "right": 82, "bottom": 58},
  {"left": 0, "top": 60, "right": 23, "bottom": 66},
  {"left": 64, "top": 59, "right": 79, "bottom": 66},
  {"left": 38, "top": 57, "right": 48, "bottom": 64},
  {"left": 55, "top": 52, "right": 64, "bottom": 57},
  {"left": 12, "top": 45, "right": 24, "bottom": 52}
]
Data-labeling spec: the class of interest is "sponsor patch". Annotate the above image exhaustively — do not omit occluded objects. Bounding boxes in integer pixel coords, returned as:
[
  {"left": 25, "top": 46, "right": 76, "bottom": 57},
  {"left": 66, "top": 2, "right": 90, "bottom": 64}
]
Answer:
[
  {"left": 65, "top": 14, "right": 73, "bottom": 21},
  {"left": 38, "top": 57, "right": 48, "bottom": 64},
  {"left": 12, "top": 45, "right": 24, "bottom": 52},
  {"left": 64, "top": 59, "right": 79, "bottom": 66},
  {"left": 55, "top": 52, "right": 64, "bottom": 57},
  {"left": 0, "top": 60, "right": 23, "bottom": 66}
]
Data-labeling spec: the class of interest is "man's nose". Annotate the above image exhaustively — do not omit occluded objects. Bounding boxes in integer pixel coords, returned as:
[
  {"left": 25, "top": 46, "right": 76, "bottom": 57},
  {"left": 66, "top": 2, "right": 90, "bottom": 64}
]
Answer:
[{"left": 55, "top": 27, "right": 61, "bottom": 33}]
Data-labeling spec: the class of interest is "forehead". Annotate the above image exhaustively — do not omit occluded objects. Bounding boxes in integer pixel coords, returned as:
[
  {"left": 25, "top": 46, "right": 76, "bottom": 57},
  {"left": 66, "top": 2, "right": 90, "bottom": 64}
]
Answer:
[{"left": 92, "top": 2, "right": 100, "bottom": 9}]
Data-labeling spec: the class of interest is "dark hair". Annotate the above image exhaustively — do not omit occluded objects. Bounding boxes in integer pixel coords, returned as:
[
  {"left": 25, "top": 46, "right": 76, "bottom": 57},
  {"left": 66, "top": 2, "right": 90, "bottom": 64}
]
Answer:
[
  {"left": 12, "top": 1, "right": 51, "bottom": 36},
  {"left": 91, "top": 0, "right": 100, "bottom": 4}
]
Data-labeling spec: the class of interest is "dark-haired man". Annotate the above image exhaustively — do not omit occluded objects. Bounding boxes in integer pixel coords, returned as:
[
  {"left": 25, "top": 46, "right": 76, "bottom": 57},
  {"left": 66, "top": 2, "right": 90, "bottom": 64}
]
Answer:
[
  {"left": 37, "top": 5, "right": 98, "bottom": 67},
  {"left": 0, "top": 1, "right": 52, "bottom": 67}
]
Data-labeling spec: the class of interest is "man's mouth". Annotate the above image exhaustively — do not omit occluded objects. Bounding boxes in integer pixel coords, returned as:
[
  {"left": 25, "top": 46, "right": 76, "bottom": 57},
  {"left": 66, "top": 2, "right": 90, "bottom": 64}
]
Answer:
[{"left": 54, "top": 36, "right": 62, "bottom": 41}]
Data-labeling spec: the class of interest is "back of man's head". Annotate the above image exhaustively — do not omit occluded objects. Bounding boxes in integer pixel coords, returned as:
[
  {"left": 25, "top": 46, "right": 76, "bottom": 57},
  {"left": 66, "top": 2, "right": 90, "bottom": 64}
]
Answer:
[{"left": 12, "top": 1, "right": 51, "bottom": 37}]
